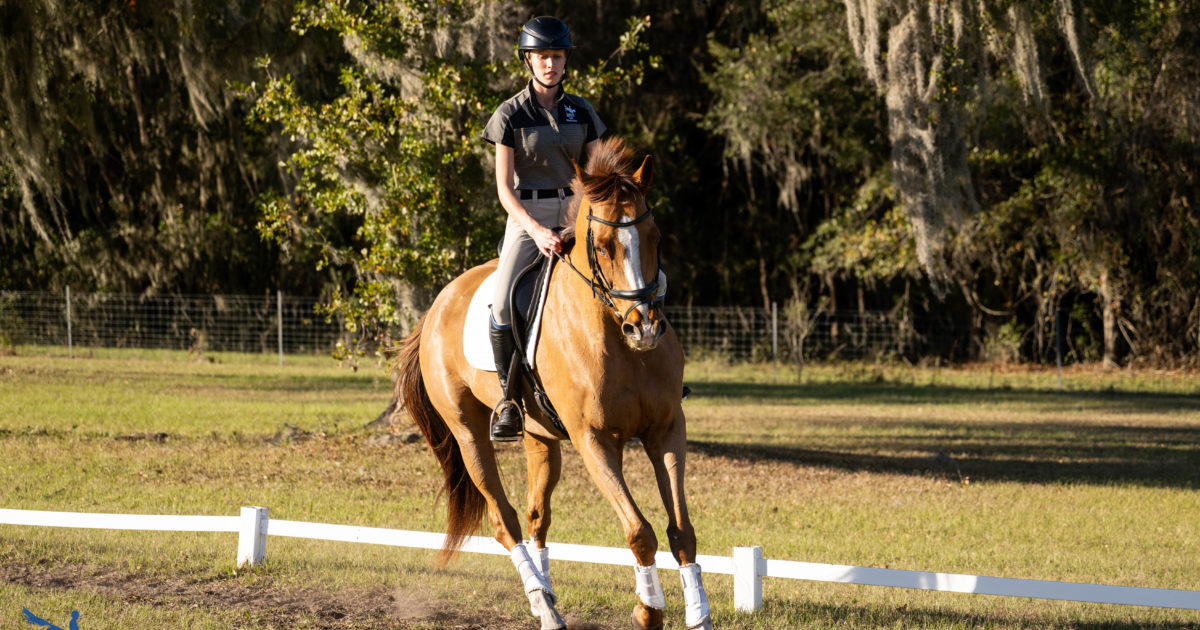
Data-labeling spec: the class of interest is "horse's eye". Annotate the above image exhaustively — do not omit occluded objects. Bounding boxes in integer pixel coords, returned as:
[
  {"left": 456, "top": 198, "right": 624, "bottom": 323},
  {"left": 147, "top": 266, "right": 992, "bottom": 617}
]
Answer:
[{"left": 596, "top": 245, "right": 610, "bottom": 258}]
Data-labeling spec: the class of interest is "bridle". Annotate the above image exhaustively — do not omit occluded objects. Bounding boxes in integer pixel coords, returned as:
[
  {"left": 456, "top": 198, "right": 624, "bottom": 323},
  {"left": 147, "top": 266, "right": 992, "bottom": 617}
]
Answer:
[{"left": 554, "top": 207, "right": 663, "bottom": 321}]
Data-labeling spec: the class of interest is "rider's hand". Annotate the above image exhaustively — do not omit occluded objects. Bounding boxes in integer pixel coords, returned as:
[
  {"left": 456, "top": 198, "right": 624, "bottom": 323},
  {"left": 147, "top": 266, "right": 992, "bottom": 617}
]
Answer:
[{"left": 532, "top": 225, "right": 562, "bottom": 257}]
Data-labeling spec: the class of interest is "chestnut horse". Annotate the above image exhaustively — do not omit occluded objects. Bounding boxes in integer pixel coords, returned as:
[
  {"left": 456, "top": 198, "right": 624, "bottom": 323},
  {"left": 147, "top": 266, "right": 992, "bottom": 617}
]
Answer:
[{"left": 394, "top": 138, "right": 712, "bottom": 630}]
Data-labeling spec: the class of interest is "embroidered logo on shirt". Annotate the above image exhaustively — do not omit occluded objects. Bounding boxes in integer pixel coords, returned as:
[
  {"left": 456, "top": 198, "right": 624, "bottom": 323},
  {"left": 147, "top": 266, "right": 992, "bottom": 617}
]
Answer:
[{"left": 563, "top": 104, "right": 577, "bottom": 122}]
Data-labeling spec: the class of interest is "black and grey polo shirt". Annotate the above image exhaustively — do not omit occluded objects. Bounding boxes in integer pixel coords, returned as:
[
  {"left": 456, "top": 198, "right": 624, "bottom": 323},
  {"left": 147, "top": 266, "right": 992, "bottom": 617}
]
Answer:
[{"left": 482, "top": 81, "right": 606, "bottom": 190}]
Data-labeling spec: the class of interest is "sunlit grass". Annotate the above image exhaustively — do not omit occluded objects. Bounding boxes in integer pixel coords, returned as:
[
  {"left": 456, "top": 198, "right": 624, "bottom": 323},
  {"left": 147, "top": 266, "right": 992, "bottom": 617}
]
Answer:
[{"left": 2, "top": 350, "right": 1199, "bottom": 628}]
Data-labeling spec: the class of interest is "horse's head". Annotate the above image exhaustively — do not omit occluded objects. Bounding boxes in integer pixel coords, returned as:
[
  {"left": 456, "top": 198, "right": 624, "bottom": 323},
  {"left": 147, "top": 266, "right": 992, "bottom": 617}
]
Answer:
[{"left": 570, "top": 138, "right": 667, "bottom": 351}]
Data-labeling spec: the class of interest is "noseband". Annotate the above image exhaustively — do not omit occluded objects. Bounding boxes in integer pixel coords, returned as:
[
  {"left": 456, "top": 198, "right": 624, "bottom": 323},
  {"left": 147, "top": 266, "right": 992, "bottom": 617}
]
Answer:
[{"left": 556, "top": 208, "right": 663, "bottom": 321}]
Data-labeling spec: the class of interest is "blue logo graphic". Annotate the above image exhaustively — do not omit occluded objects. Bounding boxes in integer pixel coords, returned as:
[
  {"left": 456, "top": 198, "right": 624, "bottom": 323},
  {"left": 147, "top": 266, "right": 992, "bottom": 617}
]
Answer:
[{"left": 22, "top": 608, "right": 80, "bottom": 630}]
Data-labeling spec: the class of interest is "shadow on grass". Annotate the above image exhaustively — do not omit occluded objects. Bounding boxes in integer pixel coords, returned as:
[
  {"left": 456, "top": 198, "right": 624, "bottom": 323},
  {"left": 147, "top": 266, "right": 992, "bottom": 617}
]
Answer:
[
  {"left": 686, "top": 380, "right": 1200, "bottom": 413},
  {"left": 686, "top": 379, "right": 1200, "bottom": 487},
  {"left": 689, "top": 429, "right": 1199, "bottom": 488},
  {"left": 189, "top": 371, "right": 384, "bottom": 393},
  {"left": 762, "top": 598, "right": 1199, "bottom": 629}
]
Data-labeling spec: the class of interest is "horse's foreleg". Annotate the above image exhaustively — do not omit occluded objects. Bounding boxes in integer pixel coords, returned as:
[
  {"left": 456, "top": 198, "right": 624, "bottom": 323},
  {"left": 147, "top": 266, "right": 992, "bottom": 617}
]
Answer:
[
  {"left": 523, "top": 433, "right": 561, "bottom": 590},
  {"left": 574, "top": 429, "right": 665, "bottom": 630},
  {"left": 451, "top": 413, "right": 565, "bottom": 630},
  {"left": 645, "top": 411, "right": 712, "bottom": 630}
]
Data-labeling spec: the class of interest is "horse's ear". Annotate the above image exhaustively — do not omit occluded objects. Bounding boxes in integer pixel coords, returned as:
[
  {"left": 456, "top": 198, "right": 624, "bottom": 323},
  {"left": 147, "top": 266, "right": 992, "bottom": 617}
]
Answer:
[
  {"left": 633, "top": 155, "right": 653, "bottom": 189},
  {"left": 572, "top": 159, "right": 584, "bottom": 183}
]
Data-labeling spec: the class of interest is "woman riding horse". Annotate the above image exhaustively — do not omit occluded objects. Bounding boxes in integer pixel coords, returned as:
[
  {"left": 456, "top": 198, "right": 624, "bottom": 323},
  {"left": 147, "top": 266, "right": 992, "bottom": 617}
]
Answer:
[
  {"left": 482, "top": 16, "right": 606, "bottom": 442},
  {"left": 396, "top": 136, "right": 713, "bottom": 630}
]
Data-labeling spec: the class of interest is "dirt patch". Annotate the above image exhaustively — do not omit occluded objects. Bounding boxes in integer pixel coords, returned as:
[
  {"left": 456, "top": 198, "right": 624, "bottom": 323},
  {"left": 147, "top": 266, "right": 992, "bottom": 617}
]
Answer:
[
  {"left": 2, "top": 560, "right": 558, "bottom": 629},
  {"left": 113, "top": 432, "right": 171, "bottom": 442}
]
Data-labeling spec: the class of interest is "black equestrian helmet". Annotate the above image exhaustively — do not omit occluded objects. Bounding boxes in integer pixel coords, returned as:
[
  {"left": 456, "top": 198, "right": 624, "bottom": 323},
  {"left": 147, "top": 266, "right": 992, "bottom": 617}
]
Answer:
[{"left": 517, "top": 16, "right": 574, "bottom": 59}]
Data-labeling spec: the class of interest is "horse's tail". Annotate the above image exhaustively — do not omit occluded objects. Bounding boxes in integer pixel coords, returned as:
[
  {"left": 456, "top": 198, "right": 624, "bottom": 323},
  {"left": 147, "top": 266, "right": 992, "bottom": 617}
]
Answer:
[{"left": 394, "top": 315, "right": 486, "bottom": 568}]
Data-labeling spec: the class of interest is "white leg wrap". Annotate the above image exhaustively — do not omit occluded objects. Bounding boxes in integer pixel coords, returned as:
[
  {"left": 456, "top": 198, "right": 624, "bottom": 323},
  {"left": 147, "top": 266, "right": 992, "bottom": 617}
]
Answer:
[
  {"left": 511, "top": 543, "right": 554, "bottom": 600},
  {"left": 634, "top": 563, "right": 667, "bottom": 609},
  {"left": 679, "top": 563, "right": 711, "bottom": 628},
  {"left": 532, "top": 544, "right": 551, "bottom": 589}
]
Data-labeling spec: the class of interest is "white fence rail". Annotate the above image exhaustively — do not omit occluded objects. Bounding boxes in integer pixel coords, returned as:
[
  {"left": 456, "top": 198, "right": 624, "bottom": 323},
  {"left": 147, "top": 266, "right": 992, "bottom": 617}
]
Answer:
[{"left": 3, "top": 507, "right": 1199, "bottom": 613}]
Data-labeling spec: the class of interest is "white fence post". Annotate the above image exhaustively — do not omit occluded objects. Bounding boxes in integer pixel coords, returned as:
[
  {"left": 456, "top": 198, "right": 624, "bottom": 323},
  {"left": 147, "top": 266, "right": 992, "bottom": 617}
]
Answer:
[
  {"left": 237, "top": 506, "right": 269, "bottom": 568},
  {"left": 733, "top": 545, "right": 763, "bottom": 612}
]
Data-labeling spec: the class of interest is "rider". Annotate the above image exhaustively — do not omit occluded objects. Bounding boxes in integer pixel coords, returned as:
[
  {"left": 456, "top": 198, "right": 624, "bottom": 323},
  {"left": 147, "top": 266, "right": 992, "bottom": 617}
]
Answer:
[{"left": 481, "top": 16, "right": 606, "bottom": 441}]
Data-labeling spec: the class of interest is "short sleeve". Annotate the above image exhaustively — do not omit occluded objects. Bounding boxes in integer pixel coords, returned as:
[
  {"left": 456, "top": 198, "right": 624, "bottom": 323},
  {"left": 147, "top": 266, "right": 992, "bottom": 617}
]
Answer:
[
  {"left": 482, "top": 106, "right": 515, "bottom": 147},
  {"left": 581, "top": 98, "right": 607, "bottom": 141}
]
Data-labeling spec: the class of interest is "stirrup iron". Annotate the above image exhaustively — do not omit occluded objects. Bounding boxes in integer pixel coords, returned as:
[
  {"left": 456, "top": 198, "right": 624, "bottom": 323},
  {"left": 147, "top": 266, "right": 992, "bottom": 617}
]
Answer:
[{"left": 490, "top": 398, "right": 524, "bottom": 442}]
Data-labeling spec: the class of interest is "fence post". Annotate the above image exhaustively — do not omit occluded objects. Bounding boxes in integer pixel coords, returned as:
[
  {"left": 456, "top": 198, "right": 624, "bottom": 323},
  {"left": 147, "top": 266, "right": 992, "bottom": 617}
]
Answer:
[
  {"left": 771, "top": 302, "right": 778, "bottom": 382},
  {"left": 65, "top": 286, "right": 73, "bottom": 358},
  {"left": 733, "top": 545, "right": 763, "bottom": 612},
  {"left": 277, "top": 290, "right": 284, "bottom": 367},
  {"left": 1055, "top": 308, "right": 1064, "bottom": 390},
  {"left": 237, "top": 506, "right": 269, "bottom": 568}
]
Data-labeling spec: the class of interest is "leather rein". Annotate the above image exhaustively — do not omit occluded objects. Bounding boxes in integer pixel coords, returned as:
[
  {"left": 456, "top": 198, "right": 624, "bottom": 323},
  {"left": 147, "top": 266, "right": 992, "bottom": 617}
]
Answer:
[{"left": 553, "top": 208, "right": 663, "bottom": 320}]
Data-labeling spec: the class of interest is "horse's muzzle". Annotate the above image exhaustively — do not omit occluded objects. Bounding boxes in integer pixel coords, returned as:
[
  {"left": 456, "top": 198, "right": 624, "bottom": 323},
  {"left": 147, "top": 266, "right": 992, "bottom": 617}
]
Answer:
[{"left": 621, "top": 306, "right": 666, "bottom": 351}]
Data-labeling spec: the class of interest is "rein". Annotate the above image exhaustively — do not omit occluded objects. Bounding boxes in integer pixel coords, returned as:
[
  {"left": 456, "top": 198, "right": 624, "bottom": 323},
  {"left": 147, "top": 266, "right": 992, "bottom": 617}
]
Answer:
[{"left": 553, "top": 208, "right": 662, "bottom": 320}]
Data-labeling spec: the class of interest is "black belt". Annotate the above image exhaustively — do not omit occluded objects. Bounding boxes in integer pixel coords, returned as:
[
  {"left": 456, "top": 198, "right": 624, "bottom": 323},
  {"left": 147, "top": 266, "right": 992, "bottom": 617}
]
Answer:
[{"left": 519, "top": 188, "right": 573, "bottom": 200}]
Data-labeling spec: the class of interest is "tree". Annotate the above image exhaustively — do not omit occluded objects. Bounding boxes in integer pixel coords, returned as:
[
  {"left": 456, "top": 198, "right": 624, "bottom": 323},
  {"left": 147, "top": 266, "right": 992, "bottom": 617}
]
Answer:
[
  {"left": 839, "top": 0, "right": 1200, "bottom": 365},
  {"left": 701, "top": 0, "right": 894, "bottom": 313},
  {"left": 0, "top": 0, "right": 334, "bottom": 294},
  {"left": 248, "top": 1, "right": 658, "bottom": 357}
]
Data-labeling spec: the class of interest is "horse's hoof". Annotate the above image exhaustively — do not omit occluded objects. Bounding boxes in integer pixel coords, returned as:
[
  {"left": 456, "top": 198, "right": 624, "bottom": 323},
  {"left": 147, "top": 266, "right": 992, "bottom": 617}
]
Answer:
[
  {"left": 631, "top": 603, "right": 664, "bottom": 630},
  {"left": 529, "top": 590, "right": 566, "bottom": 630},
  {"left": 686, "top": 615, "right": 713, "bottom": 630}
]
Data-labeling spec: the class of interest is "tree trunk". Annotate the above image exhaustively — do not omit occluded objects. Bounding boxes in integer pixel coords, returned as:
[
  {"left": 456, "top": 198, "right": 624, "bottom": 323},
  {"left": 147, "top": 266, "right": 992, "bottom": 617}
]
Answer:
[{"left": 1099, "top": 270, "right": 1119, "bottom": 368}]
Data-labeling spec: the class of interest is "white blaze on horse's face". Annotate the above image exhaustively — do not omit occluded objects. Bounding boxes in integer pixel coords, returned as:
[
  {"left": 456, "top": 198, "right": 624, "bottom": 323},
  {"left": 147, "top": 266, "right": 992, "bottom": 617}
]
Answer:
[
  {"left": 617, "top": 215, "right": 646, "bottom": 300},
  {"left": 609, "top": 208, "right": 666, "bottom": 351}
]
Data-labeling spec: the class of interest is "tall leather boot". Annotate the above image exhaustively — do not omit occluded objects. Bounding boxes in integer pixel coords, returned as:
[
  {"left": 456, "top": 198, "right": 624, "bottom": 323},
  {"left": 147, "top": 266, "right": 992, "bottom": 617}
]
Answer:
[{"left": 489, "top": 322, "right": 524, "bottom": 441}]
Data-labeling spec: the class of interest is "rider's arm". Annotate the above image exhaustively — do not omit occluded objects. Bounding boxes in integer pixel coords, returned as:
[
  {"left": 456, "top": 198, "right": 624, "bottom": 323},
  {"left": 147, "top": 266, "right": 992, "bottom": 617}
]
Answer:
[{"left": 496, "top": 142, "right": 561, "bottom": 255}]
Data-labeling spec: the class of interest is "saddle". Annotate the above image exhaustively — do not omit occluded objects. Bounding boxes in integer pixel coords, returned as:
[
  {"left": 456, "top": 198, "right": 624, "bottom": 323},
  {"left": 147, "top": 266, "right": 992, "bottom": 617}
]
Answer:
[
  {"left": 462, "top": 229, "right": 576, "bottom": 437},
  {"left": 507, "top": 250, "right": 568, "bottom": 436}
]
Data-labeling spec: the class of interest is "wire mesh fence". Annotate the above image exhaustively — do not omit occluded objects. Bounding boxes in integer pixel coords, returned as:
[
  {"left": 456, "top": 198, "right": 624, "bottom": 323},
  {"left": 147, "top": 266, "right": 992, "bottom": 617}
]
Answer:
[
  {"left": 663, "top": 304, "right": 967, "bottom": 363},
  {"left": 1, "top": 290, "right": 967, "bottom": 361},
  {"left": 0, "top": 290, "right": 343, "bottom": 355}
]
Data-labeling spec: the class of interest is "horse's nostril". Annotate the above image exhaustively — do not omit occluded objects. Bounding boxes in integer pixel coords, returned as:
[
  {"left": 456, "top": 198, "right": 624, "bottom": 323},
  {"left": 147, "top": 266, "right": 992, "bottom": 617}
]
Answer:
[
  {"left": 622, "top": 323, "right": 639, "bottom": 339},
  {"left": 655, "top": 321, "right": 666, "bottom": 339}
]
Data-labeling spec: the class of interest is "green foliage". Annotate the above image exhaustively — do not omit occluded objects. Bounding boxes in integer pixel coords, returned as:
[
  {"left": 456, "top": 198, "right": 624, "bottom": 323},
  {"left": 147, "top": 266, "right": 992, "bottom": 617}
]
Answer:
[
  {"left": 807, "top": 171, "right": 917, "bottom": 282},
  {"left": 701, "top": 0, "right": 891, "bottom": 306},
  {"left": 247, "top": 2, "right": 658, "bottom": 354},
  {"left": 0, "top": 0, "right": 328, "bottom": 294},
  {"left": 1, "top": 0, "right": 1197, "bottom": 367}
]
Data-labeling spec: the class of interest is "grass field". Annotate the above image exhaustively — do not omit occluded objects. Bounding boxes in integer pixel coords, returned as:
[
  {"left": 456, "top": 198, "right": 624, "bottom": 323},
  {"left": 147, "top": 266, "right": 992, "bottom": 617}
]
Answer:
[{"left": 2, "top": 347, "right": 1199, "bottom": 629}]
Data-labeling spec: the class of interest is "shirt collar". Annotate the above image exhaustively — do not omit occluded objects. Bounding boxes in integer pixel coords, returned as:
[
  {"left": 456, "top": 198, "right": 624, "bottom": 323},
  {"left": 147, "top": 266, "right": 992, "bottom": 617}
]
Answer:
[{"left": 525, "top": 79, "right": 566, "bottom": 111}]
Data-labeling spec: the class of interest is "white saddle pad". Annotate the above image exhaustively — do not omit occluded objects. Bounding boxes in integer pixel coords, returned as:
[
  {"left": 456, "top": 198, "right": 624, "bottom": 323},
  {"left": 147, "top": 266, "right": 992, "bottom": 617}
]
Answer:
[
  {"left": 463, "top": 273, "right": 500, "bottom": 372},
  {"left": 462, "top": 267, "right": 553, "bottom": 373}
]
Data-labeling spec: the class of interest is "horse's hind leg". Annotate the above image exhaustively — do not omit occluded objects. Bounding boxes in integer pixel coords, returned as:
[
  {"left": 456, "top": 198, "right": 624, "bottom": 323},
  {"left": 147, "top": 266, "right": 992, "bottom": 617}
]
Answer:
[
  {"left": 524, "top": 433, "right": 561, "bottom": 590},
  {"left": 644, "top": 410, "right": 712, "bottom": 630},
  {"left": 458, "top": 405, "right": 566, "bottom": 624},
  {"left": 572, "top": 428, "right": 665, "bottom": 630},
  {"left": 438, "top": 403, "right": 567, "bottom": 630}
]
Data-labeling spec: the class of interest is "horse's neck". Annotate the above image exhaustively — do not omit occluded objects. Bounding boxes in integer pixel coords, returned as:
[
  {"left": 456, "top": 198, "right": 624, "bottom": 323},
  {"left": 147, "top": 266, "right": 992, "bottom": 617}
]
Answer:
[
  {"left": 549, "top": 198, "right": 616, "bottom": 339},
  {"left": 549, "top": 245, "right": 611, "bottom": 340}
]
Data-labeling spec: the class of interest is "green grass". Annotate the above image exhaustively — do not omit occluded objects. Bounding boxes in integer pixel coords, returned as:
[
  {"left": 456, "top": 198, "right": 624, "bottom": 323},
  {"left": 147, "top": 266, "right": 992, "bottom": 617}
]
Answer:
[{"left": 2, "top": 349, "right": 1199, "bottom": 628}]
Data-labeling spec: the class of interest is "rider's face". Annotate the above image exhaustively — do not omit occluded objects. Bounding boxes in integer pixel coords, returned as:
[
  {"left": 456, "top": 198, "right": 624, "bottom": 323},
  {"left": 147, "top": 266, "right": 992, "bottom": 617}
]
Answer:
[{"left": 527, "top": 49, "right": 567, "bottom": 85}]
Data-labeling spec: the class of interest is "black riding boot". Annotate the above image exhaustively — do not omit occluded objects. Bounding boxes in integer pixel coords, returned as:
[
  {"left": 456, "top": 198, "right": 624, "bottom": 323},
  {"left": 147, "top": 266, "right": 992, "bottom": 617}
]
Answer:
[{"left": 489, "top": 323, "right": 524, "bottom": 441}]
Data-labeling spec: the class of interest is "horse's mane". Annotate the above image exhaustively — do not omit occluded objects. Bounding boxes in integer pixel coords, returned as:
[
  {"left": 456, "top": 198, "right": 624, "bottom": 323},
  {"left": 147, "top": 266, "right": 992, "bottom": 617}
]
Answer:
[{"left": 566, "top": 137, "right": 646, "bottom": 225}]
